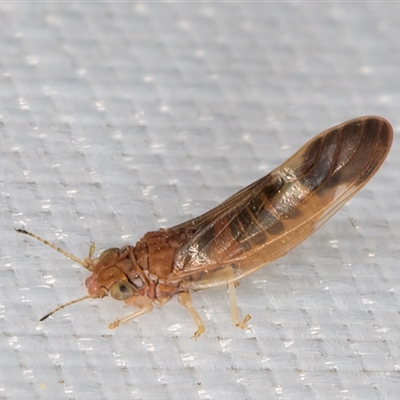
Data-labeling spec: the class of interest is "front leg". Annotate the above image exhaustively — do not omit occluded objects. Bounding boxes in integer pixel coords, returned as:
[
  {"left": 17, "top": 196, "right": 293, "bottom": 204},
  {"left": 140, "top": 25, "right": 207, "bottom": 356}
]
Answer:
[{"left": 109, "top": 295, "right": 153, "bottom": 329}]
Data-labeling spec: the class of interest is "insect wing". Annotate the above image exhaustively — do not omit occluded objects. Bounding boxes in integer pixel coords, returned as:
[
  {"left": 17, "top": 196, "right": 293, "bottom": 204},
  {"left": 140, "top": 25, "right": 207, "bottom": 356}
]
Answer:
[
  {"left": 168, "top": 174, "right": 269, "bottom": 237},
  {"left": 170, "top": 117, "right": 393, "bottom": 290}
]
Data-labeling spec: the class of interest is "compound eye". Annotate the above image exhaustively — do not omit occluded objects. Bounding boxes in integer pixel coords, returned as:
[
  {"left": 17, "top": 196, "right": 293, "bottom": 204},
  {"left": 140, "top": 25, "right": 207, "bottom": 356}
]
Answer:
[{"left": 109, "top": 281, "right": 136, "bottom": 301}]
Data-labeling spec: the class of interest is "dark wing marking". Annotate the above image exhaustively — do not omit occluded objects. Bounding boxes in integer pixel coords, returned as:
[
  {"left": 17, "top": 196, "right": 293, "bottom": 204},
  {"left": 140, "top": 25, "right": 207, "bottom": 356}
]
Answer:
[{"left": 168, "top": 117, "right": 393, "bottom": 290}]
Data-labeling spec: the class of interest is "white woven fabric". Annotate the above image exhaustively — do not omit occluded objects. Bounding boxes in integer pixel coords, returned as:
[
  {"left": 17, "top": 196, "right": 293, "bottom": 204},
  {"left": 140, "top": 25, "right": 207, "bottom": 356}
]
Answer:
[{"left": 1, "top": 3, "right": 399, "bottom": 399}]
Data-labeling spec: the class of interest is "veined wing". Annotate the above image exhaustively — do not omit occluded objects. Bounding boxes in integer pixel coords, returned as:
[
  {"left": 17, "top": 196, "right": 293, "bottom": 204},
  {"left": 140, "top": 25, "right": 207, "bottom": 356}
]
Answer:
[
  {"left": 168, "top": 117, "right": 393, "bottom": 290},
  {"left": 167, "top": 173, "right": 270, "bottom": 238}
]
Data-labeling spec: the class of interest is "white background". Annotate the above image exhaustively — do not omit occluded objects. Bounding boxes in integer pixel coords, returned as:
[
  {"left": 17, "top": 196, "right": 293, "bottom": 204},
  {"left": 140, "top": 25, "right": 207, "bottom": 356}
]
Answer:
[{"left": 0, "top": 3, "right": 399, "bottom": 399}]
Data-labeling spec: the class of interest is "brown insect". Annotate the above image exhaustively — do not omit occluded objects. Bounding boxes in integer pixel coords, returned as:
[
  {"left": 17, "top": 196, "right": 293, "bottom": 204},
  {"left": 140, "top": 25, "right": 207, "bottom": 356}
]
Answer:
[{"left": 17, "top": 116, "right": 393, "bottom": 338}]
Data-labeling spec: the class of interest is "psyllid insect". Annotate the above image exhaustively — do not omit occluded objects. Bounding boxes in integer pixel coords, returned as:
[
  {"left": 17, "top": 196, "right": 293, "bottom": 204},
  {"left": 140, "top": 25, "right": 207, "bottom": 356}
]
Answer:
[{"left": 17, "top": 116, "right": 393, "bottom": 337}]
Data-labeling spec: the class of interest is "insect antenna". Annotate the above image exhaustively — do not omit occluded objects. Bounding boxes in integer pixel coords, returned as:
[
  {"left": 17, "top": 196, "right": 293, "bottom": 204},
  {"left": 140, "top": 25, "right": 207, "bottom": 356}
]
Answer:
[
  {"left": 15, "top": 228, "right": 90, "bottom": 269},
  {"left": 40, "top": 295, "right": 93, "bottom": 321}
]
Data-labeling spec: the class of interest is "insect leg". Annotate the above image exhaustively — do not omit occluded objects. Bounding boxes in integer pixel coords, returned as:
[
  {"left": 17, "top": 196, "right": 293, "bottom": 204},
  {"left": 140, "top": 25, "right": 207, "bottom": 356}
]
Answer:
[
  {"left": 178, "top": 292, "right": 205, "bottom": 339},
  {"left": 108, "top": 303, "right": 153, "bottom": 329},
  {"left": 228, "top": 282, "right": 251, "bottom": 329}
]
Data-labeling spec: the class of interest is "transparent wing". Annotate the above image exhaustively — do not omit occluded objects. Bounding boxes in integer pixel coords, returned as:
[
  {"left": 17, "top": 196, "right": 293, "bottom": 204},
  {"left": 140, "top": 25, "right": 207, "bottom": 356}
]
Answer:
[{"left": 167, "top": 117, "right": 393, "bottom": 290}]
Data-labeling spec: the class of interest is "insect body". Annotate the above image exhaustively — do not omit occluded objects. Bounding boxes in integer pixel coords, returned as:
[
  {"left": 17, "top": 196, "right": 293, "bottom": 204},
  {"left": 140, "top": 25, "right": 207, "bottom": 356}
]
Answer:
[{"left": 18, "top": 116, "right": 393, "bottom": 337}]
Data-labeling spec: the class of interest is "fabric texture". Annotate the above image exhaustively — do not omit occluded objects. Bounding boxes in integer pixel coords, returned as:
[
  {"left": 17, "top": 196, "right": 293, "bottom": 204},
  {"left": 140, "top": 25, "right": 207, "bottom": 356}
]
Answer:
[{"left": 0, "top": 3, "right": 399, "bottom": 399}]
